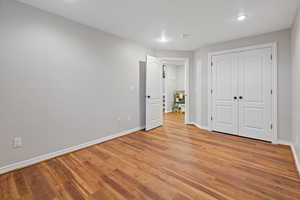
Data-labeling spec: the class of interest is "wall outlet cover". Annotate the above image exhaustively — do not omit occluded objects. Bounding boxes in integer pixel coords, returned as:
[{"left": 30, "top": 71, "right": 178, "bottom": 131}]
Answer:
[{"left": 13, "top": 137, "right": 22, "bottom": 148}]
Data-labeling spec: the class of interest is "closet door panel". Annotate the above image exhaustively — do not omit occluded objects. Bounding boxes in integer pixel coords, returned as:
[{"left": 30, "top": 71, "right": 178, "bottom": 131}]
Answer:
[
  {"left": 212, "top": 54, "right": 238, "bottom": 135},
  {"left": 238, "top": 48, "right": 272, "bottom": 141}
]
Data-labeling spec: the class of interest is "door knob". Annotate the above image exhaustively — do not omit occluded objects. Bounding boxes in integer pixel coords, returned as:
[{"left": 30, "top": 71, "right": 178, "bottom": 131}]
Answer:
[
  {"left": 234, "top": 96, "right": 237, "bottom": 100},
  {"left": 239, "top": 96, "right": 243, "bottom": 99},
  {"left": 146, "top": 96, "right": 151, "bottom": 98}
]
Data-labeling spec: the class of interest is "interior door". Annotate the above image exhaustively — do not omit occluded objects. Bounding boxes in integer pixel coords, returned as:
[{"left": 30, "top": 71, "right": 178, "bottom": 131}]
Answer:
[
  {"left": 146, "top": 56, "right": 163, "bottom": 131},
  {"left": 212, "top": 53, "right": 238, "bottom": 135},
  {"left": 238, "top": 48, "right": 273, "bottom": 141}
]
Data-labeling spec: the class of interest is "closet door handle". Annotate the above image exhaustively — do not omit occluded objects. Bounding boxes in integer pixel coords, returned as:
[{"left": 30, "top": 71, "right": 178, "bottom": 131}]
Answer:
[
  {"left": 233, "top": 96, "right": 237, "bottom": 100},
  {"left": 239, "top": 96, "right": 243, "bottom": 100}
]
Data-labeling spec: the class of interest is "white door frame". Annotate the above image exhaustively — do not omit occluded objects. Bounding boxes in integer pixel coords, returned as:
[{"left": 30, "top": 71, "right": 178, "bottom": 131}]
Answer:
[
  {"left": 160, "top": 57, "right": 190, "bottom": 124},
  {"left": 208, "top": 42, "right": 278, "bottom": 143}
]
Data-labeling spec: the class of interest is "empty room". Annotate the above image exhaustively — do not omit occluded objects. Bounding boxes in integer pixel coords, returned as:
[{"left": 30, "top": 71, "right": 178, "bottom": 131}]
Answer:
[{"left": 1, "top": 0, "right": 300, "bottom": 199}]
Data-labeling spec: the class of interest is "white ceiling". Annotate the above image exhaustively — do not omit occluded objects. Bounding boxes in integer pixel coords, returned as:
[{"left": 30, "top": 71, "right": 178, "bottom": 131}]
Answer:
[{"left": 17, "top": 0, "right": 300, "bottom": 50}]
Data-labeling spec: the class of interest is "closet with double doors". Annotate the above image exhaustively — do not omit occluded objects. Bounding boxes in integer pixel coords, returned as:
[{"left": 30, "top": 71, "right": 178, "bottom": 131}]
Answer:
[{"left": 210, "top": 46, "right": 275, "bottom": 142}]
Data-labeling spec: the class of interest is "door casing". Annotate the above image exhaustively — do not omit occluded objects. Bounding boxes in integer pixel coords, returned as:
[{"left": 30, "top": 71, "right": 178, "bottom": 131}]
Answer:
[
  {"left": 208, "top": 43, "right": 278, "bottom": 143},
  {"left": 160, "top": 57, "right": 190, "bottom": 124}
]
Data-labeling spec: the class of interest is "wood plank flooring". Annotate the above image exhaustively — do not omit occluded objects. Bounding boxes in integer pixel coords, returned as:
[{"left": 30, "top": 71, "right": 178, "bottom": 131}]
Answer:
[{"left": 1, "top": 112, "right": 300, "bottom": 200}]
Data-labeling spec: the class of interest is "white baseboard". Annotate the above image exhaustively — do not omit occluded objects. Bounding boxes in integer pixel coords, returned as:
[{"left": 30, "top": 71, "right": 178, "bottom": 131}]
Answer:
[
  {"left": 190, "top": 122, "right": 209, "bottom": 131},
  {"left": 291, "top": 144, "right": 300, "bottom": 175},
  {"left": 0, "top": 126, "right": 145, "bottom": 175},
  {"left": 274, "top": 139, "right": 292, "bottom": 146},
  {"left": 275, "top": 140, "right": 300, "bottom": 174}
]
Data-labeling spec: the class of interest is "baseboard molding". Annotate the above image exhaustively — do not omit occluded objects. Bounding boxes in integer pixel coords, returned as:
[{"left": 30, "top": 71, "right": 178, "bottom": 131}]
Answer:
[
  {"left": 190, "top": 122, "right": 209, "bottom": 131},
  {"left": 276, "top": 140, "right": 300, "bottom": 174},
  {"left": 275, "top": 139, "right": 292, "bottom": 146},
  {"left": 291, "top": 144, "right": 300, "bottom": 175},
  {"left": 0, "top": 126, "right": 145, "bottom": 175}
]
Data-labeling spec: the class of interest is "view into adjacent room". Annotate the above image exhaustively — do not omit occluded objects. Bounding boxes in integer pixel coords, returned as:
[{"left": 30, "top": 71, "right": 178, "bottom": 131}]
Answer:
[{"left": 163, "top": 61, "right": 186, "bottom": 125}]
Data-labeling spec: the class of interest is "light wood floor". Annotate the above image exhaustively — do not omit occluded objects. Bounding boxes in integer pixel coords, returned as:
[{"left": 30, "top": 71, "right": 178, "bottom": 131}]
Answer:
[{"left": 1, "top": 112, "right": 300, "bottom": 200}]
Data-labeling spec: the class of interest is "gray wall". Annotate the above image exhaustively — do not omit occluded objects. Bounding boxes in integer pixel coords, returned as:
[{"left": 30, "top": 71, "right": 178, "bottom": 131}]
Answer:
[
  {"left": 0, "top": 0, "right": 152, "bottom": 168},
  {"left": 192, "top": 29, "right": 292, "bottom": 141},
  {"left": 291, "top": 7, "right": 300, "bottom": 163}
]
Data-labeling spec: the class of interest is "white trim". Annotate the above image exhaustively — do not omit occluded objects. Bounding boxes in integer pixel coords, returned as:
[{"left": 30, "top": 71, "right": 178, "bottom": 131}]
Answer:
[
  {"left": 207, "top": 43, "right": 277, "bottom": 56},
  {"left": 207, "top": 42, "right": 278, "bottom": 142},
  {"left": 276, "top": 140, "right": 300, "bottom": 174},
  {"left": 195, "top": 59, "right": 203, "bottom": 125},
  {"left": 160, "top": 57, "right": 190, "bottom": 124},
  {"left": 185, "top": 121, "right": 193, "bottom": 125},
  {"left": 271, "top": 43, "right": 278, "bottom": 143},
  {"left": 207, "top": 54, "right": 213, "bottom": 131},
  {"left": 291, "top": 144, "right": 300, "bottom": 174},
  {"left": 191, "top": 122, "right": 209, "bottom": 131},
  {"left": 275, "top": 139, "right": 292, "bottom": 146},
  {"left": 0, "top": 126, "right": 145, "bottom": 175}
]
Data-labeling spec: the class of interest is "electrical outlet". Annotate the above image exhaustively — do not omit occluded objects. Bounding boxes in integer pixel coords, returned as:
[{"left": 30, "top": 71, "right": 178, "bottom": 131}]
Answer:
[{"left": 13, "top": 137, "right": 22, "bottom": 149}]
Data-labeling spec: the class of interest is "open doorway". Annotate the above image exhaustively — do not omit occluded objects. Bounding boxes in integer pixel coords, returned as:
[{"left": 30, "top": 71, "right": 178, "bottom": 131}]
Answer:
[
  {"left": 161, "top": 58, "right": 189, "bottom": 125},
  {"left": 145, "top": 56, "right": 189, "bottom": 131}
]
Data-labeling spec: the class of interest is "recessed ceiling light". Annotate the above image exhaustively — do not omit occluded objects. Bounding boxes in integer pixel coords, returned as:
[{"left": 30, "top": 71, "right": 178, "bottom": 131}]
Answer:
[
  {"left": 157, "top": 35, "right": 170, "bottom": 43},
  {"left": 237, "top": 15, "right": 247, "bottom": 21},
  {"left": 160, "top": 36, "right": 168, "bottom": 43}
]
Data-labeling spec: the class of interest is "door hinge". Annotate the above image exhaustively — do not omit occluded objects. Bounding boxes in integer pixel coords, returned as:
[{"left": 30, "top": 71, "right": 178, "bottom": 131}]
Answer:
[
  {"left": 270, "top": 123, "right": 273, "bottom": 130},
  {"left": 271, "top": 54, "right": 273, "bottom": 61},
  {"left": 211, "top": 89, "right": 213, "bottom": 94},
  {"left": 270, "top": 89, "right": 273, "bottom": 95},
  {"left": 211, "top": 61, "right": 213, "bottom": 67},
  {"left": 211, "top": 116, "right": 213, "bottom": 121}
]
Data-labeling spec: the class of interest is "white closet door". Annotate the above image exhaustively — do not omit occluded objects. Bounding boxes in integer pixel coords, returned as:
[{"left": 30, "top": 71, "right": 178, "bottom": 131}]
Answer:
[
  {"left": 212, "top": 53, "right": 238, "bottom": 135},
  {"left": 238, "top": 48, "right": 273, "bottom": 141}
]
